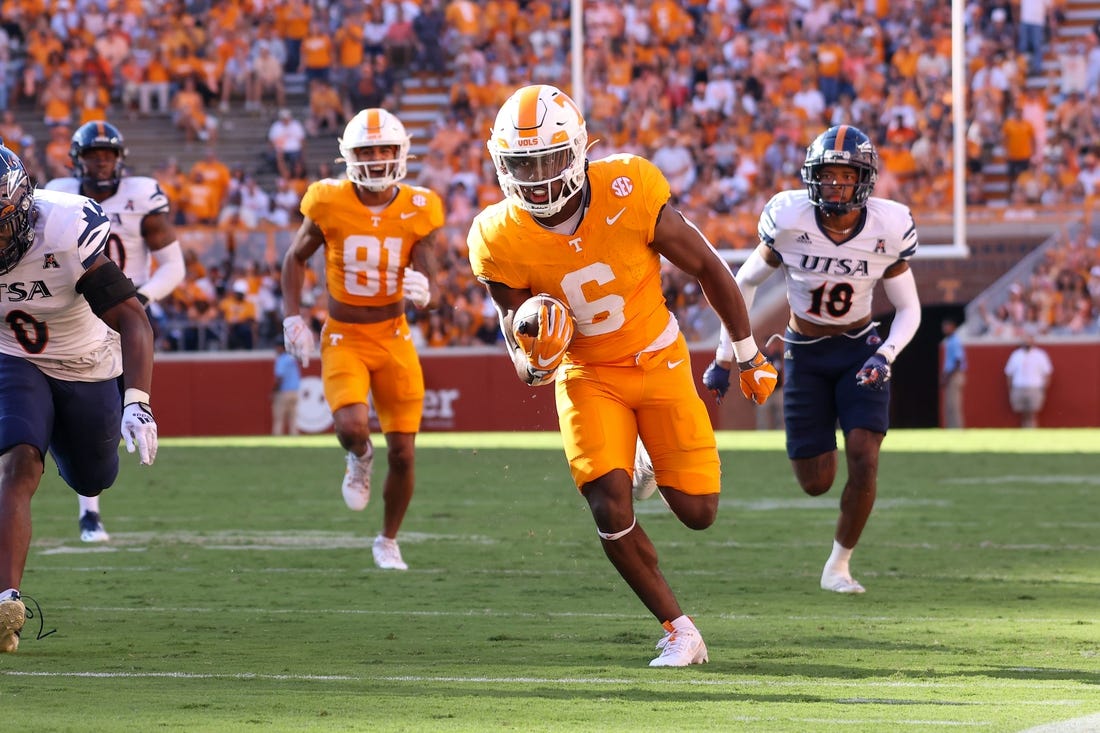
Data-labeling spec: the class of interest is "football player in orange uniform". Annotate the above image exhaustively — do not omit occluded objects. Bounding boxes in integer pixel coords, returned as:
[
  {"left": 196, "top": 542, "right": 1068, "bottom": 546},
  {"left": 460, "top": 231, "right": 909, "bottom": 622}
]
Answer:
[
  {"left": 467, "top": 85, "right": 777, "bottom": 667},
  {"left": 281, "top": 108, "right": 443, "bottom": 571}
]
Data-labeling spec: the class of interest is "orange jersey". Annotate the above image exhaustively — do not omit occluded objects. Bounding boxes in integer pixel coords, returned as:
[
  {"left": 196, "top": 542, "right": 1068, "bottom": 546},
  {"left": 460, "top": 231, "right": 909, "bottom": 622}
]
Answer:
[
  {"left": 468, "top": 154, "right": 674, "bottom": 366},
  {"left": 300, "top": 180, "right": 444, "bottom": 308}
]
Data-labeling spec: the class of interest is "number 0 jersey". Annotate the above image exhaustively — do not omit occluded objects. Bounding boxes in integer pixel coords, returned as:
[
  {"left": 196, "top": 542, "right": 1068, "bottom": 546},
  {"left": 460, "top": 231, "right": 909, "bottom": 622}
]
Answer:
[
  {"left": 300, "top": 179, "right": 444, "bottom": 308},
  {"left": 43, "top": 176, "right": 170, "bottom": 288},
  {"left": 468, "top": 154, "right": 676, "bottom": 365},
  {"left": 0, "top": 188, "right": 120, "bottom": 381},
  {"left": 760, "top": 190, "right": 918, "bottom": 327}
]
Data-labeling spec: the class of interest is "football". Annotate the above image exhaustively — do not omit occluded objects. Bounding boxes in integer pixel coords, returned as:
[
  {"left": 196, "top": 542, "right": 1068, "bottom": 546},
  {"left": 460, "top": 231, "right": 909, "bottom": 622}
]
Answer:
[{"left": 512, "top": 293, "right": 574, "bottom": 341}]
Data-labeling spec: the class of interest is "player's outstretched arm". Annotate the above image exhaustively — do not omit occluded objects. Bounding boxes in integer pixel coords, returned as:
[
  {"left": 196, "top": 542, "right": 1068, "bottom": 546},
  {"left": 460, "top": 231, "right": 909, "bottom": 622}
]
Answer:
[
  {"left": 857, "top": 263, "right": 921, "bottom": 391},
  {"left": 281, "top": 217, "right": 324, "bottom": 367},
  {"left": 77, "top": 255, "right": 158, "bottom": 464}
]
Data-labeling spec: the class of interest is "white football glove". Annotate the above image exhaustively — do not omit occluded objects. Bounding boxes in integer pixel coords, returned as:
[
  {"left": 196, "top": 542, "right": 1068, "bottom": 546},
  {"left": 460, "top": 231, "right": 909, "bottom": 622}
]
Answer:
[
  {"left": 121, "top": 401, "right": 158, "bottom": 466},
  {"left": 402, "top": 267, "right": 430, "bottom": 308},
  {"left": 283, "top": 315, "right": 315, "bottom": 367}
]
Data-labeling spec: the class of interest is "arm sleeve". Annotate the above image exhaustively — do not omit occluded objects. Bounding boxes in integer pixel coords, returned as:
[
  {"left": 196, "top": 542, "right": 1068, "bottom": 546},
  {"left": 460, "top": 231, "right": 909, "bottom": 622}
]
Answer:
[
  {"left": 137, "top": 241, "right": 186, "bottom": 303},
  {"left": 879, "top": 268, "right": 921, "bottom": 363},
  {"left": 715, "top": 251, "right": 777, "bottom": 362}
]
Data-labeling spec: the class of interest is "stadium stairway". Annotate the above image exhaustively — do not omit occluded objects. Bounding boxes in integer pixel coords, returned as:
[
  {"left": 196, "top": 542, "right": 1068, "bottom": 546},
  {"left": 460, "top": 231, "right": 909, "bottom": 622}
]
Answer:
[
  {"left": 11, "top": 69, "right": 451, "bottom": 189},
  {"left": 982, "top": 0, "right": 1100, "bottom": 204},
  {"left": 394, "top": 72, "right": 451, "bottom": 179}
]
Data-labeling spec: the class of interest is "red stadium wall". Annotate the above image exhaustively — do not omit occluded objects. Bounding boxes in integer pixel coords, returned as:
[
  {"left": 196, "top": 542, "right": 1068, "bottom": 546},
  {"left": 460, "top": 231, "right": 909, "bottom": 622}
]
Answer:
[
  {"left": 152, "top": 343, "right": 1097, "bottom": 436},
  {"left": 154, "top": 349, "right": 722, "bottom": 436},
  {"left": 943, "top": 342, "right": 1100, "bottom": 428}
]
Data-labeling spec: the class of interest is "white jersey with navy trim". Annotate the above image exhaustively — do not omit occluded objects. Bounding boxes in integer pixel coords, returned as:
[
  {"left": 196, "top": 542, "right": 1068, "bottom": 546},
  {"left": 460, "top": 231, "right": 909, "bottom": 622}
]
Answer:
[
  {"left": 758, "top": 190, "right": 918, "bottom": 328},
  {"left": 0, "top": 188, "right": 121, "bottom": 381},
  {"left": 44, "top": 176, "right": 169, "bottom": 288}
]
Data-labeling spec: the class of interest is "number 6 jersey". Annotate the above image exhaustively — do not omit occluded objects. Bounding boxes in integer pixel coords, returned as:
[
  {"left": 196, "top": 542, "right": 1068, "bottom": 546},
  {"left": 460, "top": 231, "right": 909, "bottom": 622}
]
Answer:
[{"left": 760, "top": 189, "right": 919, "bottom": 327}]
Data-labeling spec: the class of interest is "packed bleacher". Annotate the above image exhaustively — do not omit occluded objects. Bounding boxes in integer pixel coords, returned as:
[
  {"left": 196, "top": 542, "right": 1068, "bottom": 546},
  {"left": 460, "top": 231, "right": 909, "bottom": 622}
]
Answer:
[{"left": 2, "top": 0, "right": 1098, "bottom": 350}]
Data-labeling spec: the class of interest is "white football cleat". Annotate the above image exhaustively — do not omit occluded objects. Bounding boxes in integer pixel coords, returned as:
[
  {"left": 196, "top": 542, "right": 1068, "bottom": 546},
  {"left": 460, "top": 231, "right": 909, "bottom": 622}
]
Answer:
[
  {"left": 0, "top": 594, "right": 26, "bottom": 654},
  {"left": 79, "top": 511, "right": 110, "bottom": 543},
  {"left": 632, "top": 438, "right": 658, "bottom": 501},
  {"left": 341, "top": 447, "right": 373, "bottom": 511},
  {"left": 372, "top": 535, "right": 408, "bottom": 570},
  {"left": 650, "top": 621, "right": 708, "bottom": 667},
  {"left": 821, "top": 569, "right": 866, "bottom": 594}
]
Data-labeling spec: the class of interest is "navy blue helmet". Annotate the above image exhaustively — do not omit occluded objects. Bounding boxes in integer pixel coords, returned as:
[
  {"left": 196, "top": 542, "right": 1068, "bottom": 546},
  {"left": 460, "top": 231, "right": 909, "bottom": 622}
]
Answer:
[{"left": 801, "top": 125, "right": 878, "bottom": 215}]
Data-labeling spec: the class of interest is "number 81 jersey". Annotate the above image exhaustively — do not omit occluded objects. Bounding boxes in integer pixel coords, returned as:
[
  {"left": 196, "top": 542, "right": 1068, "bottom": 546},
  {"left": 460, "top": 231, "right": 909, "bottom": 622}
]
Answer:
[
  {"left": 761, "top": 190, "right": 918, "bottom": 327},
  {"left": 300, "top": 179, "right": 444, "bottom": 307}
]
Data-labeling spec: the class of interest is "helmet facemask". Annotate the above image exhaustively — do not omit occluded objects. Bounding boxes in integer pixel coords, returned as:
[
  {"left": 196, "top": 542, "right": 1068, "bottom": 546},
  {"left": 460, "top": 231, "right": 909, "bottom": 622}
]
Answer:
[
  {"left": 343, "top": 144, "right": 407, "bottom": 191},
  {"left": 488, "top": 85, "right": 588, "bottom": 218},
  {"left": 338, "top": 109, "right": 410, "bottom": 192},
  {"left": 0, "top": 152, "right": 36, "bottom": 276},
  {"left": 76, "top": 147, "right": 125, "bottom": 194},
  {"left": 801, "top": 125, "right": 878, "bottom": 215},
  {"left": 71, "top": 121, "right": 127, "bottom": 195},
  {"left": 491, "top": 140, "right": 586, "bottom": 217}
]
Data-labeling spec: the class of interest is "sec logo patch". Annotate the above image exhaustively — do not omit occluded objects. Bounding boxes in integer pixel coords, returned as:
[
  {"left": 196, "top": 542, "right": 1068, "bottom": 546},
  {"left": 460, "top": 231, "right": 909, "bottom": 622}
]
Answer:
[{"left": 610, "top": 176, "right": 633, "bottom": 197}]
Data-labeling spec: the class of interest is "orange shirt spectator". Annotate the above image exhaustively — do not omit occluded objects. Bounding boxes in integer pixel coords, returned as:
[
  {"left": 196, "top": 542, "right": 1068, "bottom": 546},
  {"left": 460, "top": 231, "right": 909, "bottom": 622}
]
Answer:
[
  {"left": 299, "top": 21, "right": 334, "bottom": 77},
  {"left": 275, "top": 1, "right": 313, "bottom": 44},
  {"left": 40, "top": 72, "right": 74, "bottom": 127},
  {"left": 24, "top": 27, "right": 63, "bottom": 70},
  {"left": 879, "top": 142, "right": 919, "bottom": 179},
  {"left": 815, "top": 39, "right": 845, "bottom": 79},
  {"left": 1002, "top": 112, "right": 1036, "bottom": 164},
  {"left": 445, "top": 0, "right": 481, "bottom": 43},
  {"left": 649, "top": 0, "right": 692, "bottom": 45},
  {"left": 208, "top": 1, "right": 245, "bottom": 34},
  {"left": 75, "top": 78, "right": 111, "bottom": 125},
  {"left": 890, "top": 42, "right": 920, "bottom": 80},
  {"left": 180, "top": 170, "right": 222, "bottom": 225},
  {"left": 44, "top": 125, "right": 73, "bottom": 180},
  {"left": 145, "top": 51, "right": 171, "bottom": 86},
  {"left": 191, "top": 152, "right": 233, "bottom": 211},
  {"left": 334, "top": 20, "right": 365, "bottom": 70},
  {"left": 154, "top": 158, "right": 188, "bottom": 213}
]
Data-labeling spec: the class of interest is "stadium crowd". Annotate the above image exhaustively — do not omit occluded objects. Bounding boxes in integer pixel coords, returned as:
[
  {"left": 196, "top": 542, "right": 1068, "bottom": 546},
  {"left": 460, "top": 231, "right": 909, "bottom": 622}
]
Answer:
[{"left": 0, "top": 0, "right": 1098, "bottom": 349}]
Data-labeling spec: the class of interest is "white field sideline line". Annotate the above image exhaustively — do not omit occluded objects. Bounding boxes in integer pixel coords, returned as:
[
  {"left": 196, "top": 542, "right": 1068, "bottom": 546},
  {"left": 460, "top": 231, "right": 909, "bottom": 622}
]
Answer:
[
  {"left": 33, "top": 604, "right": 1100, "bottom": 627},
  {"left": 0, "top": 669, "right": 1094, "bottom": 697},
  {"left": 29, "top": 528, "right": 1100, "bottom": 553}
]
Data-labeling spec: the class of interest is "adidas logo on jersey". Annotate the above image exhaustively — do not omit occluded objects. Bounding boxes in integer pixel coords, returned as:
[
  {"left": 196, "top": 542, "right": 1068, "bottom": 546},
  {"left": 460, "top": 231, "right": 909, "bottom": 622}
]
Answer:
[{"left": 796, "top": 233, "right": 812, "bottom": 244}]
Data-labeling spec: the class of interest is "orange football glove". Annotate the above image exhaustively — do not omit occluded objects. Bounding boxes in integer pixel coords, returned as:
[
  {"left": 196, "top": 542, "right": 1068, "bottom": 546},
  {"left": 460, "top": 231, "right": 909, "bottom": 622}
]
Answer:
[
  {"left": 513, "top": 297, "right": 575, "bottom": 375},
  {"left": 738, "top": 351, "right": 779, "bottom": 405}
]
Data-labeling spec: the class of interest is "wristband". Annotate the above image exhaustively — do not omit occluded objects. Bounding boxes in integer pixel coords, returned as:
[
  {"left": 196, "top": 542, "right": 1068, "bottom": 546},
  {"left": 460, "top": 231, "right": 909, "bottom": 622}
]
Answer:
[
  {"left": 876, "top": 344, "right": 898, "bottom": 364},
  {"left": 731, "top": 336, "right": 758, "bottom": 363},
  {"left": 124, "top": 388, "right": 150, "bottom": 405}
]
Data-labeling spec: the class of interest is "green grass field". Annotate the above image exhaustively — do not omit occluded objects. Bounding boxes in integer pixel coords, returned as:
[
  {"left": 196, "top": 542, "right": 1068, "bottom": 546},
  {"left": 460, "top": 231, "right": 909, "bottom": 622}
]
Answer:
[{"left": 2, "top": 429, "right": 1098, "bottom": 732}]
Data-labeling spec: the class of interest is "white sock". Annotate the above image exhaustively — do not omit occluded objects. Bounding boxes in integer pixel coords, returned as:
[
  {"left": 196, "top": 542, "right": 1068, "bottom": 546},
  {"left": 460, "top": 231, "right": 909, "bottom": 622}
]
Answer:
[
  {"left": 79, "top": 494, "right": 100, "bottom": 516},
  {"left": 669, "top": 614, "right": 696, "bottom": 632},
  {"left": 0, "top": 588, "right": 18, "bottom": 601},
  {"left": 825, "top": 540, "right": 853, "bottom": 576}
]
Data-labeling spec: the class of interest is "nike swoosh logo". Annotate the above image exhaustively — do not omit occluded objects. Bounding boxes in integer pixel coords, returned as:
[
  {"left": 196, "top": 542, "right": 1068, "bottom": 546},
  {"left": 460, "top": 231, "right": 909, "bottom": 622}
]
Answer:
[
  {"left": 400, "top": 212, "right": 417, "bottom": 219},
  {"left": 754, "top": 371, "right": 778, "bottom": 384},
  {"left": 605, "top": 207, "right": 626, "bottom": 226},
  {"left": 535, "top": 347, "right": 567, "bottom": 368},
  {"left": 667, "top": 359, "right": 684, "bottom": 369}
]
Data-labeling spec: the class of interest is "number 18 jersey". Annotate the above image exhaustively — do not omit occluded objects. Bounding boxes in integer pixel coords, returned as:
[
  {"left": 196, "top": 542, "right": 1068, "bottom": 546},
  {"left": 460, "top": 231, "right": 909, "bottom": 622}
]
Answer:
[{"left": 760, "top": 190, "right": 918, "bottom": 327}]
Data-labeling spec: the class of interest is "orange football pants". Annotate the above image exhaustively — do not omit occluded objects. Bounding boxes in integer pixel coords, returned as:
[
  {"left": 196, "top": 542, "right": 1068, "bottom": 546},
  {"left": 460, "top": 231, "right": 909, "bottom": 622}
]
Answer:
[
  {"left": 556, "top": 333, "right": 720, "bottom": 495},
  {"left": 320, "top": 315, "right": 424, "bottom": 434}
]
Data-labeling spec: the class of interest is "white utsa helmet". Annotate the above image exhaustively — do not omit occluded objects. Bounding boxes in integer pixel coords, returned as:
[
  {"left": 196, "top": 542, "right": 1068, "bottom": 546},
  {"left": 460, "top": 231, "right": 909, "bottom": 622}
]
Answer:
[
  {"left": 488, "top": 84, "right": 588, "bottom": 217},
  {"left": 338, "top": 108, "right": 410, "bottom": 191}
]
